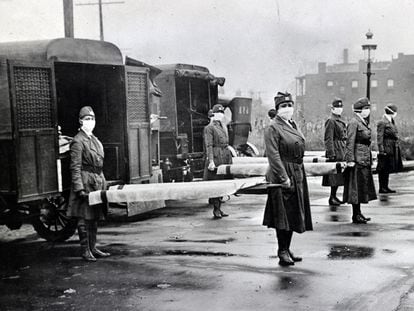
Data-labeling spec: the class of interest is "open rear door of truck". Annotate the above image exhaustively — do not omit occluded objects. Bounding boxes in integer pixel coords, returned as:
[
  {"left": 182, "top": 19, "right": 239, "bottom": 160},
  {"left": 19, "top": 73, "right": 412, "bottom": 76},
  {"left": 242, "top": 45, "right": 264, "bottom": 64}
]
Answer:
[
  {"left": 8, "top": 61, "right": 59, "bottom": 202},
  {"left": 124, "top": 65, "right": 152, "bottom": 183}
]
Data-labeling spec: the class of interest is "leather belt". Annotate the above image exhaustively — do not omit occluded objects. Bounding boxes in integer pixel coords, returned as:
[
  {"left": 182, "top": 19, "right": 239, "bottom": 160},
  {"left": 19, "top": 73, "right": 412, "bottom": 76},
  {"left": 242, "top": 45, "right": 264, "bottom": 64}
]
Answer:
[
  {"left": 282, "top": 158, "right": 303, "bottom": 164},
  {"left": 82, "top": 165, "right": 103, "bottom": 174}
]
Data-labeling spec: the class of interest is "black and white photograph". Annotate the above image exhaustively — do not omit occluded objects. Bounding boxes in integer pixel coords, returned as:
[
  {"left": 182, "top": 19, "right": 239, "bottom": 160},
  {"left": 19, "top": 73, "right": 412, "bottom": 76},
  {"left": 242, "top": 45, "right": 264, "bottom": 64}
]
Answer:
[{"left": 1, "top": 1, "right": 414, "bottom": 310}]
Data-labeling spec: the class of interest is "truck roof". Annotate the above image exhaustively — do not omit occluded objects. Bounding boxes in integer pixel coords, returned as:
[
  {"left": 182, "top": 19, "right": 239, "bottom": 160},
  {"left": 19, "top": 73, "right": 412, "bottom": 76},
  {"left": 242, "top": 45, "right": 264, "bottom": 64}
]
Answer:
[{"left": 0, "top": 38, "right": 123, "bottom": 65}]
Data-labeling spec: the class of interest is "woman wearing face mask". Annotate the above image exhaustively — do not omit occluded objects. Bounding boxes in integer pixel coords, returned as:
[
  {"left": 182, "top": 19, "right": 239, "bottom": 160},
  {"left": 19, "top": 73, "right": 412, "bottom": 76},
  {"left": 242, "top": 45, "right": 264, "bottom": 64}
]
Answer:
[
  {"left": 322, "top": 98, "right": 347, "bottom": 206},
  {"left": 68, "top": 106, "right": 110, "bottom": 261},
  {"left": 203, "top": 104, "right": 233, "bottom": 219},
  {"left": 376, "top": 104, "right": 403, "bottom": 193},
  {"left": 343, "top": 98, "right": 377, "bottom": 224},
  {"left": 263, "top": 92, "right": 312, "bottom": 266}
]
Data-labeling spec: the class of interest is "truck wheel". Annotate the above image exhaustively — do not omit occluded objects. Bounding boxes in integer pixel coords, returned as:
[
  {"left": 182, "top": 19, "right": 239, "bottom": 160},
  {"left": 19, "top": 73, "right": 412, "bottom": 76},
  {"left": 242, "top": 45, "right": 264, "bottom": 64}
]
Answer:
[{"left": 31, "top": 193, "right": 77, "bottom": 242}]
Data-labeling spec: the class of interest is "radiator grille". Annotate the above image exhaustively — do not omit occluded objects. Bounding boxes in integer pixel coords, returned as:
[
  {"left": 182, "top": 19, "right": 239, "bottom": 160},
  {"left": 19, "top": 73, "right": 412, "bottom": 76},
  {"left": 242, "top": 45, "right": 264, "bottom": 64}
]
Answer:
[
  {"left": 126, "top": 72, "right": 148, "bottom": 123},
  {"left": 14, "top": 67, "right": 53, "bottom": 129}
]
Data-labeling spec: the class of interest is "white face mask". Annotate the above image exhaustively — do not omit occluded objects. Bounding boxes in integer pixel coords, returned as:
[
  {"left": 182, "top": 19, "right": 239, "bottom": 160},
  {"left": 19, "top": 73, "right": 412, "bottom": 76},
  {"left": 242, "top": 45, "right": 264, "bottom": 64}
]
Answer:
[
  {"left": 332, "top": 107, "right": 343, "bottom": 116},
  {"left": 277, "top": 106, "right": 294, "bottom": 120},
  {"left": 393, "top": 112, "right": 397, "bottom": 118},
  {"left": 360, "top": 109, "right": 370, "bottom": 118},
  {"left": 81, "top": 119, "right": 96, "bottom": 133},
  {"left": 212, "top": 113, "right": 224, "bottom": 122}
]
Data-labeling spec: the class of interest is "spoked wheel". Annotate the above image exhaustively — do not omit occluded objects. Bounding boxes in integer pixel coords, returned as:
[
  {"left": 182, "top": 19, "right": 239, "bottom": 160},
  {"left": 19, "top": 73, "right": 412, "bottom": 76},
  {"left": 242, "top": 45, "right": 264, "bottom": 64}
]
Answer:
[{"left": 31, "top": 192, "right": 77, "bottom": 242}]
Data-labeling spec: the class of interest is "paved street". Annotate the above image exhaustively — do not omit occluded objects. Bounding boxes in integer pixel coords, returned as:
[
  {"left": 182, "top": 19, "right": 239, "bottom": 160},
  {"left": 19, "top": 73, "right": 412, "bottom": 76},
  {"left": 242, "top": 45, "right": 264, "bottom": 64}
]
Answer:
[{"left": 1, "top": 172, "right": 414, "bottom": 311}]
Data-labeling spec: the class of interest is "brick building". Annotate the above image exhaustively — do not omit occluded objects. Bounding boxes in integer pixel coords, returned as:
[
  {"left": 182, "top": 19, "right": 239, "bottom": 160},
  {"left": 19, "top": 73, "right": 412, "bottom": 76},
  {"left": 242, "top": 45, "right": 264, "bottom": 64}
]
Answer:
[{"left": 295, "top": 49, "right": 414, "bottom": 150}]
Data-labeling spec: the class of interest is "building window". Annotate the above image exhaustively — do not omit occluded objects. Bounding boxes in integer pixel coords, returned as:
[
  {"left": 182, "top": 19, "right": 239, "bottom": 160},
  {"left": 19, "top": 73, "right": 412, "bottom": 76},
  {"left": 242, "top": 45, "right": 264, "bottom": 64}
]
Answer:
[
  {"left": 327, "top": 80, "right": 333, "bottom": 87},
  {"left": 351, "top": 80, "right": 358, "bottom": 88},
  {"left": 387, "top": 79, "right": 394, "bottom": 88},
  {"left": 371, "top": 80, "right": 378, "bottom": 88},
  {"left": 339, "top": 86, "right": 345, "bottom": 94}
]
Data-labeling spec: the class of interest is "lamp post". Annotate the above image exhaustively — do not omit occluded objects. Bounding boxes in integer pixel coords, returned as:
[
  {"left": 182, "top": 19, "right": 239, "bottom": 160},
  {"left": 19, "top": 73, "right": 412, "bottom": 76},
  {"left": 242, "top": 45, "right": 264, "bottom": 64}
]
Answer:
[{"left": 361, "top": 30, "right": 377, "bottom": 100}]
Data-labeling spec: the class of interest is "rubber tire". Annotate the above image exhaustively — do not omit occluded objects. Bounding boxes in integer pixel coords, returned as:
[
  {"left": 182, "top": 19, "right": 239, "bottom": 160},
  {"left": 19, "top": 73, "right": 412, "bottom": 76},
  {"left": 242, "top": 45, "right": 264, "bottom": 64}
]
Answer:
[{"left": 31, "top": 192, "right": 77, "bottom": 242}]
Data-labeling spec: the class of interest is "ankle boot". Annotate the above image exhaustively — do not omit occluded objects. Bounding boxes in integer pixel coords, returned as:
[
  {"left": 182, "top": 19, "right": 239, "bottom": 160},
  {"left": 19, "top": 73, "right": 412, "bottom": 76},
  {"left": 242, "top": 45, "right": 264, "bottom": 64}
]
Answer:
[
  {"left": 212, "top": 199, "right": 222, "bottom": 219},
  {"left": 286, "top": 231, "right": 302, "bottom": 262},
  {"left": 276, "top": 230, "right": 294, "bottom": 266},
  {"left": 88, "top": 221, "right": 110, "bottom": 258},
  {"left": 78, "top": 224, "right": 96, "bottom": 262},
  {"left": 278, "top": 250, "right": 294, "bottom": 266}
]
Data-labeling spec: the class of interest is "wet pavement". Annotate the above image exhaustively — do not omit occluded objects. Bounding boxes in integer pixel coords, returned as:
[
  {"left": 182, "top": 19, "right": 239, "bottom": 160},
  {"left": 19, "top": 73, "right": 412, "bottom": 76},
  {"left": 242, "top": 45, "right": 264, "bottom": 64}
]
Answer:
[{"left": 2, "top": 172, "right": 414, "bottom": 310}]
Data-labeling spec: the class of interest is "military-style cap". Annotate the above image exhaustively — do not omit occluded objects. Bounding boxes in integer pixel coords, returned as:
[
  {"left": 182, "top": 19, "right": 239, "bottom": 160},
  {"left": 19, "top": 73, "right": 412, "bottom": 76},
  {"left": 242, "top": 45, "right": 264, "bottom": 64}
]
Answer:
[
  {"left": 79, "top": 106, "right": 95, "bottom": 119},
  {"left": 353, "top": 97, "right": 370, "bottom": 111},
  {"left": 274, "top": 92, "right": 293, "bottom": 109},
  {"left": 331, "top": 98, "right": 343, "bottom": 108},
  {"left": 385, "top": 104, "right": 397, "bottom": 114},
  {"left": 212, "top": 104, "right": 225, "bottom": 113}
]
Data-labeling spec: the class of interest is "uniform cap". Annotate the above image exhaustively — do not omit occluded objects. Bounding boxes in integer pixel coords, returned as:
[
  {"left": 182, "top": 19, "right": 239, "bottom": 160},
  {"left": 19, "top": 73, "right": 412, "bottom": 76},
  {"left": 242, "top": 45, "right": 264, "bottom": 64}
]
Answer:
[
  {"left": 385, "top": 104, "right": 397, "bottom": 114},
  {"left": 79, "top": 106, "right": 95, "bottom": 119},
  {"left": 212, "top": 104, "right": 225, "bottom": 113},
  {"left": 331, "top": 98, "right": 343, "bottom": 108},
  {"left": 353, "top": 97, "right": 370, "bottom": 111},
  {"left": 274, "top": 92, "right": 293, "bottom": 109}
]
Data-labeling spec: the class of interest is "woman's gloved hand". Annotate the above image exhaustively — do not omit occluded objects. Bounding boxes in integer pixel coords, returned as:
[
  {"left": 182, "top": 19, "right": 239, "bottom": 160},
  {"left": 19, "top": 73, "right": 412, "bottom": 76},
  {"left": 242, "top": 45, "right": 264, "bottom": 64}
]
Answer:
[
  {"left": 78, "top": 190, "right": 89, "bottom": 198},
  {"left": 208, "top": 160, "right": 216, "bottom": 171},
  {"left": 281, "top": 178, "right": 291, "bottom": 189}
]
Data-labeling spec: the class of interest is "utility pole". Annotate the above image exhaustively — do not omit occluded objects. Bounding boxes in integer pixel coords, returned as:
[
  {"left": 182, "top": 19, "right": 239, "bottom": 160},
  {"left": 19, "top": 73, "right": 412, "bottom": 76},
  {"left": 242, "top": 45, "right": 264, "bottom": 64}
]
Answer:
[
  {"left": 63, "top": 0, "right": 74, "bottom": 38},
  {"left": 76, "top": 0, "right": 124, "bottom": 41}
]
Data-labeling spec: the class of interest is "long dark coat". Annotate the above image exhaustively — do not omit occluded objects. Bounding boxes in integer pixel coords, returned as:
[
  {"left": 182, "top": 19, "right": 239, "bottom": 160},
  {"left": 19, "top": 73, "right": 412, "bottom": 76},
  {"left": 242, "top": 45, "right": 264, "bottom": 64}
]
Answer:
[
  {"left": 376, "top": 115, "right": 403, "bottom": 173},
  {"left": 343, "top": 115, "right": 377, "bottom": 204},
  {"left": 262, "top": 116, "right": 312, "bottom": 233},
  {"left": 203, "top": 120, "right": 233, "bottom": 181},
  {"left": 322, "top": 114, "right": 347, "bottom": 187},
  {"left": 67, "top": 130, "right": 107, "bottom": 220}
]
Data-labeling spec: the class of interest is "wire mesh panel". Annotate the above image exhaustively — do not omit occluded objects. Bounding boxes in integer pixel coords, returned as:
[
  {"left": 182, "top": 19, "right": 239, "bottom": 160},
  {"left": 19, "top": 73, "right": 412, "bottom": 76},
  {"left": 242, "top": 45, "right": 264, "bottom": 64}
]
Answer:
[
  {"left": 13, "top": 66, "right": 53, "bottom": 129},
  {"left": 126, "top": 71, "right": 148, "bottom": 123}
]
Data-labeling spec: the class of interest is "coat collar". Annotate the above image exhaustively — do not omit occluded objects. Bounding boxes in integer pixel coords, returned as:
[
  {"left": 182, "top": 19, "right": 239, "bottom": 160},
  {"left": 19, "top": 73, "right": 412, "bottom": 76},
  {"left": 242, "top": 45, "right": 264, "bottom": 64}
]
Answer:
[
  {"left": 354, "top": 113, "right": 370, "bottom": 129},
  {"left": 383, "top": 114, "right": 392, "bottom": 124},
  {"left": 331, "top": 113, "right": 346, "bottom": 124},
  {"left": 78, "top": 129, "right": 101, "bottom": 154},
  {"left": 274, "top": 115, "right": 304, "bottom": 139}
]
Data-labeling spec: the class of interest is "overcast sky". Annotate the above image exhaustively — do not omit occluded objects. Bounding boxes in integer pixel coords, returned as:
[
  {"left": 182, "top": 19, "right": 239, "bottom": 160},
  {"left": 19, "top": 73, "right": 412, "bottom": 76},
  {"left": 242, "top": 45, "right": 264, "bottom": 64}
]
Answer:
[{"left": 1, "top": 0, "right": 414, "bottom": 105}]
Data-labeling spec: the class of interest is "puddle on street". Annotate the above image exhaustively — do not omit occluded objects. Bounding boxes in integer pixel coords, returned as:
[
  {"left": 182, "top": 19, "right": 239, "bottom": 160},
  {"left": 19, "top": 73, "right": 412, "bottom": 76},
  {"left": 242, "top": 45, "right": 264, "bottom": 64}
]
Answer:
[
  {"left": 326, "top": 214, "right": 349, "bottom": 222},
  {"left": 399, "top": 224, "right": 414, "bottom": 231},
  {"left": 142, "top": 249, "right": 244, "bottom": 257},
  {"left": 327, "top": 245, "right": 374, "bottom": 259},
  {"left": 166, "top": 238, "right": 236, "bottom": 244},
  {"left": 333, "top": 231, "right": 371, "bottom": 237},
  {"left": 279, "top": 276, "right": 296, "bottom": 290}
]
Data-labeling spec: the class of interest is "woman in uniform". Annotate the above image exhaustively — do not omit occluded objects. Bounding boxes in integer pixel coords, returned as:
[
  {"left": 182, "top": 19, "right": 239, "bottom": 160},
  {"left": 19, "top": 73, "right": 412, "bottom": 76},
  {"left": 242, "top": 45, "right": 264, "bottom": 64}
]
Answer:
[
  {"left": 322, "top": 98, "right": 347, "bottom": 205},
  {"left": 343, "top": 98, "right": 377, "bottom": 224},
  {"left": 203, "top": 104, "right": 233, "bottom": 219},
  {"left": 68, "top": 106, "right": 110, "bottom": 261},
  {"left": 376, "top": 104, "right": 403, "bottom": 193},
  {"left": 263, "top": 92, "right": 312, "bottom": 266}
]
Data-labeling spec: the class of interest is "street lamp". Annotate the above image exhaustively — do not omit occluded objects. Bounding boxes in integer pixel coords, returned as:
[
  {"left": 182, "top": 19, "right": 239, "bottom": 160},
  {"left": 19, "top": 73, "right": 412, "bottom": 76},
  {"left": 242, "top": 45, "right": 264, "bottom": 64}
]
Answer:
[{"left": 361, "top": 30, "right": 377, "bottom": 100}]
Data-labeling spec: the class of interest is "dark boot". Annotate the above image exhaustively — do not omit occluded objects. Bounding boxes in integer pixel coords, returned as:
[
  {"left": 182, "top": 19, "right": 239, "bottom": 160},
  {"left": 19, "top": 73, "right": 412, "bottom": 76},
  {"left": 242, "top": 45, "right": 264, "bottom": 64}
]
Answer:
[
  {"left": 378, "top": 173, "right": 388, "bottom": 193},
  {"left": 276, "top": 229, "right": 294, "bottom": 266},
  {"left": 384, "top": 173, "right": 396, "bottom": 193},
  {"left": 211, "top": 198, "right": 222, "bottom": 219},
  {"left": 329, "top": 186, "right": 342, "bottom": 205},
  {"left": 352, "top": 204, "right": 368, "bottom": 224},
  {"left": 88, "top": 221, "right": 110, "bottom": 258},
  {"left": 78, "top": 223, "right": 96, "bottom": 262},
  {"left": 286, "top": 231, "right": 302, "bottom": 262},
  {"left": 219, "top": 209, "right": 229, "bottom": 217}
]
